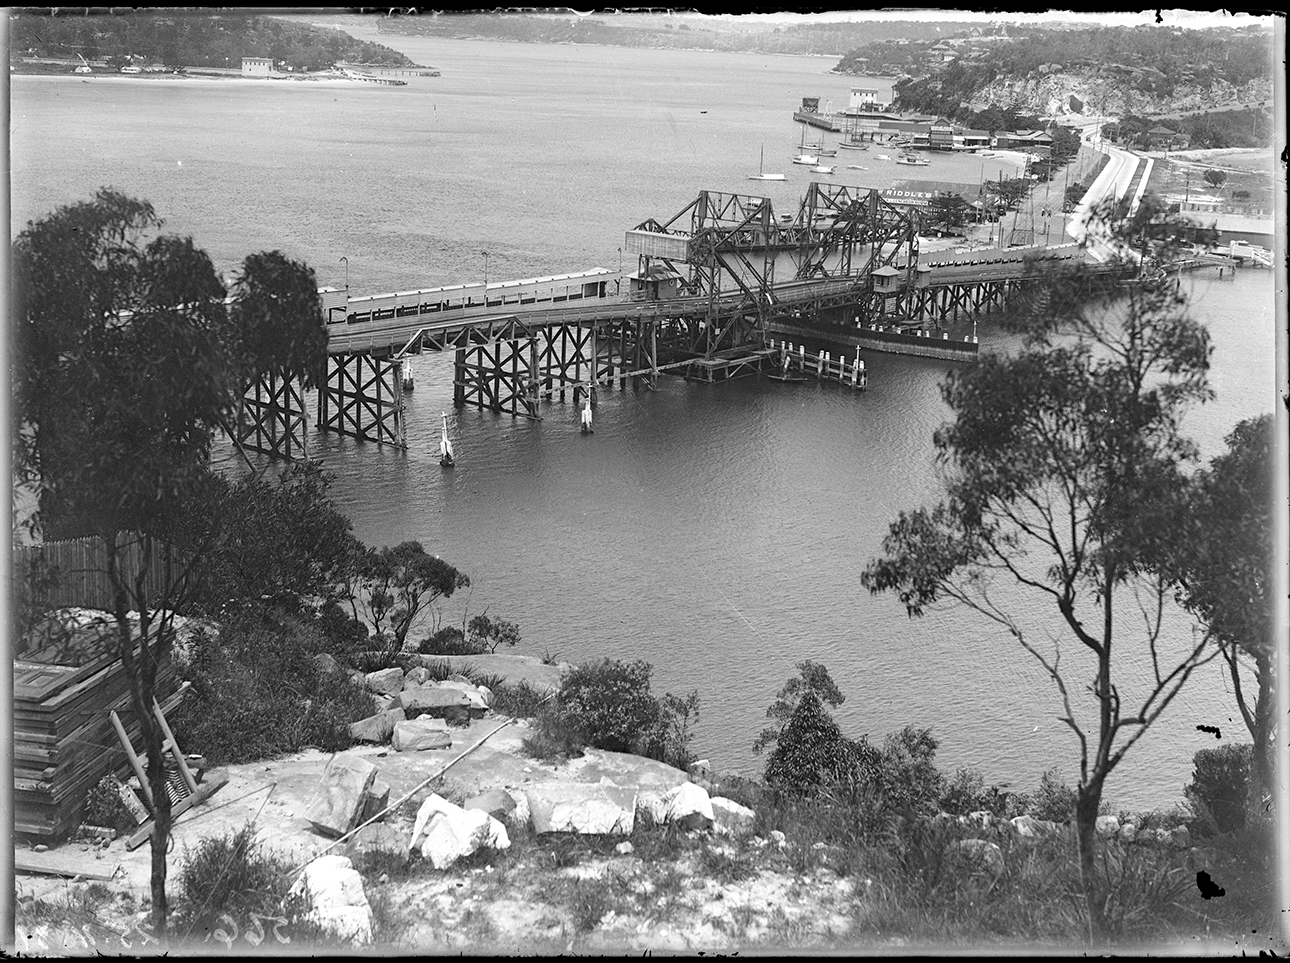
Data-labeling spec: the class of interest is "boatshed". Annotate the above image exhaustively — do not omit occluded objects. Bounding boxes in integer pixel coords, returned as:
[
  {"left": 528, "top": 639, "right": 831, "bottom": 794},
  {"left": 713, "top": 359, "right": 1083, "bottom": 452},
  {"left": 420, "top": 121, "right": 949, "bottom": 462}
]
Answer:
[{"left": 241, "top": 57, "right": 272, "bottom": 77}]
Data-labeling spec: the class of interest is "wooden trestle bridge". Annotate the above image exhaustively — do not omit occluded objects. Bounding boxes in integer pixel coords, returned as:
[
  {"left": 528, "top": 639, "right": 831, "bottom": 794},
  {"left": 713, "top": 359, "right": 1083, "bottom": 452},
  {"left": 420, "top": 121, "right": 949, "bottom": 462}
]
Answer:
[{"left": 236, "top": 184, "right": 1114, "bottom": 461}]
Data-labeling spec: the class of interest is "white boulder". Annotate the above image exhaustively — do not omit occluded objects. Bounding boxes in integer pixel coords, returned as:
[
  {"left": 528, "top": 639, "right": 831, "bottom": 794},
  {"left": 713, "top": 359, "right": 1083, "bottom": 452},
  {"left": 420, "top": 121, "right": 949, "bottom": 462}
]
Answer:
[
  {"left": 526, "top": 783, "right": 637, "bottom": 835},
  {"left": 409, "top": 794, "right": 510, "bottom": 869},
  {"left": 710, "top": 796, "right": 757, "bottom": 836},
  {"left": 288, "top": 855, "right": 372, "bottom": 945},
  {"left": 638, "top": 781, "right": 714, "bottom": 830},
  {"left": 1095, "top": 814, "right": 1120, "bottom": 838}
]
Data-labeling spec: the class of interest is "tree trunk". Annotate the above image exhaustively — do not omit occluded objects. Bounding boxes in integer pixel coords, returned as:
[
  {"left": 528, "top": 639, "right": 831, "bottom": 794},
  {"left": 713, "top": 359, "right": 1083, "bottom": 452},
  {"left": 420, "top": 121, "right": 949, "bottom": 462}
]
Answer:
[
  {"left": 1075, "top": 778, "right": 1108, "bottom": 943},
  {"left": 148, "top": 736, "right": 173, "bottom": 942},
  {"left": 1246, "top": 651, "right": 1275, "bottom": 824}
]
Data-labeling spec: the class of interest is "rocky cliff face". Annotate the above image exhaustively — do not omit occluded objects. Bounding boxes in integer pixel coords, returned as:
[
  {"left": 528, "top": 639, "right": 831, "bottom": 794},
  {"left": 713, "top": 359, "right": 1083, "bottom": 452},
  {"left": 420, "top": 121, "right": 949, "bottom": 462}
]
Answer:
[{"left": 970, "top": 72, "right": 1273, "bottom": 118}]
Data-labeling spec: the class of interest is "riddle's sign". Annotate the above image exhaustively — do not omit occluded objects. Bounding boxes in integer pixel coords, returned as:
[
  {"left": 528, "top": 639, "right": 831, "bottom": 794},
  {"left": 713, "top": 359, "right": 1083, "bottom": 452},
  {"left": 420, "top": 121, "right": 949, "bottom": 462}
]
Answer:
[{"left": 882, "top": 180, "right": 983, "bottom": 207}]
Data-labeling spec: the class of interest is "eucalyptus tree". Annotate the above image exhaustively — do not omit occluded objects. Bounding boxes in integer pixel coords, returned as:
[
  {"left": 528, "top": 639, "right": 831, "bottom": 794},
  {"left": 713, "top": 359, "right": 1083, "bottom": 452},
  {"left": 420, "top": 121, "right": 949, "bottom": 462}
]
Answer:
[
  {"left": 1161, "top": 414, "right": 1276, "bottom": 817},
  {"left": 12, "top": 188, "right": 328, "bottom": 941},
  {"left": 861, "top": 198, "right": 1222, "bottom": 941}
]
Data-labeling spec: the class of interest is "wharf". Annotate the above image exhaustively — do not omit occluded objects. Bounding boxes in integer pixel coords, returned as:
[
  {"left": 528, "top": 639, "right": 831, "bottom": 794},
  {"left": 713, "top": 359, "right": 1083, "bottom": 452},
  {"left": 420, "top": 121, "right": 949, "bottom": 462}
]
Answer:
[
  {"left": 793, "top": 110, "right": 843, "bottom": 132},
  {"left": 768, "top": 319, "right": 979, "bottom": 363},
  {"left": 679, "top": 346, "right": 782, "bottom": 383}
]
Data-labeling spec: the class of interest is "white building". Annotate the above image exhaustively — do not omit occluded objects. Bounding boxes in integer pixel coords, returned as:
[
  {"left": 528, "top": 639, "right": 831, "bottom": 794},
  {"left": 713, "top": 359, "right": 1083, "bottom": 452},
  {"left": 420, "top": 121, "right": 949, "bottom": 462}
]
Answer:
[
  {"left": 241, "top": 57, "right": 272, "bottom": 77},
  {"left": 847, "top": 80, "right": 895, "bottom": 114}
]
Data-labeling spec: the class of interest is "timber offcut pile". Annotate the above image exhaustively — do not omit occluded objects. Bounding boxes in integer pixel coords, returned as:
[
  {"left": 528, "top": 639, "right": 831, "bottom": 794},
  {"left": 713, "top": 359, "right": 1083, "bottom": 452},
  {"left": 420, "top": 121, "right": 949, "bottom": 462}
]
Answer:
[{"left": 13, "top": 612, "right": 182, "bottom": 839}]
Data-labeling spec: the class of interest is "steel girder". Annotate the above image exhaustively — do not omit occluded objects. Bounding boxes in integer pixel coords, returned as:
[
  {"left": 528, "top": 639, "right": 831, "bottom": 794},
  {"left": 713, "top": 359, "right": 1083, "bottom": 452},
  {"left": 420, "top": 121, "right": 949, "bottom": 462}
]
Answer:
[{"left": 631, "top": 190, "right": 779, "bottom": 357}]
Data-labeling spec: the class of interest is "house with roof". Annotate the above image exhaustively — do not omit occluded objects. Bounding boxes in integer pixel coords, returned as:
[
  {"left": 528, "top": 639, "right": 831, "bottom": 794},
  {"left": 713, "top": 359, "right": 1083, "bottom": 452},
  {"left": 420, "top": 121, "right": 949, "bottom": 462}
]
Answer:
[
  {"left": 928, "top": 43, "right": 958, "bottom": 64},
  {"left": 996, "top": 129, "right": 1054, "bottom": 153},
  {"left": 1146, "top": 125, "right": 1189, "bottom": 150}
]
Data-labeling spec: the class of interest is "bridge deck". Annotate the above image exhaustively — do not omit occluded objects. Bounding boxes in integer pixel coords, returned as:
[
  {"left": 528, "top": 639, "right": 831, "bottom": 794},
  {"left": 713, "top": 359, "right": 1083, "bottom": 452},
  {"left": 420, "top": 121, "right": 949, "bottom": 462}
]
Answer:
[{"left": 326, "top": 249, "right": 1099, "bottom": 356}]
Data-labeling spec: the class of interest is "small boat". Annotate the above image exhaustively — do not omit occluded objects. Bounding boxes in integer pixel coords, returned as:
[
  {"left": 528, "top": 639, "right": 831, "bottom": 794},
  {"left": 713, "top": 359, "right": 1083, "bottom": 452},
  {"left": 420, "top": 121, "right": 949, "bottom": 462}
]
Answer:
[
  {"left": 838, "top": 140, "right": 869, "bottom": 151},
  {"left": 846, "top": 164, "right": 868, "bottom": 171},
  {"left": 895, "top": 152, "right": 930, "bottom": 166},
  {"left": 767, "top": 372, "right": 809, "bottom": 383},
  {"left": 747, "top": 145, "right": 786, "bottom": 181},
  {"left": 791, "top": 127, "right": 819, "bottom": 166},
  {"left": 810, "top": 164, "right": 835, "bottom": 174},
  {"left": 439, "top": 412, "right": 455, "bottom": 467},
  {"left": 875, "top": 153, "right": 891, "bottom": 160}
]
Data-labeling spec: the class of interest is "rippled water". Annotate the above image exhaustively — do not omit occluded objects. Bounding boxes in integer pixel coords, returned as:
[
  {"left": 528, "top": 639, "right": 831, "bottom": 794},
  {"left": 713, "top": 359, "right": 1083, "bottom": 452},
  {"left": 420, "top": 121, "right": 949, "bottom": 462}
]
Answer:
[{"left": 10, "top": 32, "right": 1278, "bottom": 809}]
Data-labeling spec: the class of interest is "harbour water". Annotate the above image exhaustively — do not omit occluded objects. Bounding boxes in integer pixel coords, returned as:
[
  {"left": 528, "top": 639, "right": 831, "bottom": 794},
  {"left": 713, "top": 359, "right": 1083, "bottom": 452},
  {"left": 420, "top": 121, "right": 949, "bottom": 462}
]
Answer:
[{"left": 10, "top": 30, "right": 1278, "bottom": 810}]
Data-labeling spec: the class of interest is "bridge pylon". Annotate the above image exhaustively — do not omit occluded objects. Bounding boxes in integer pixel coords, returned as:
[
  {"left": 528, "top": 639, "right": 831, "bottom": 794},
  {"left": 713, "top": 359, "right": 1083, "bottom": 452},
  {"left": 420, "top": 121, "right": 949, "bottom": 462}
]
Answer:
[
  {"left": 237, "top": 366, "right": 310, "bottom": 460},
  {"left": 316, "top": 352, "right": 406, "bottom": 448}
]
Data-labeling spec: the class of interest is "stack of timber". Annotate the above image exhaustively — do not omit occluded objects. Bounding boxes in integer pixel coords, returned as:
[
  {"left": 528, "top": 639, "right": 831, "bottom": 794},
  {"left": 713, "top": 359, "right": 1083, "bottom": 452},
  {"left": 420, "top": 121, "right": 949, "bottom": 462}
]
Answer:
[{"left": 14, "top": 616, "right": 183, "bottom": 839}]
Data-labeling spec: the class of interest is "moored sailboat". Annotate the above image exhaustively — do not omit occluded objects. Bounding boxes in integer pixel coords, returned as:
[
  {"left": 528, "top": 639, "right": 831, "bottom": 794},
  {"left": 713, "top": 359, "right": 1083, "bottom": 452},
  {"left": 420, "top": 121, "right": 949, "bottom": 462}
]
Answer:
[
  {"left": 747, "top": 145, "right": 787, "bottom": 181},
  {"left": 439, "top": 412, "right": 455, "bottom": 467}
]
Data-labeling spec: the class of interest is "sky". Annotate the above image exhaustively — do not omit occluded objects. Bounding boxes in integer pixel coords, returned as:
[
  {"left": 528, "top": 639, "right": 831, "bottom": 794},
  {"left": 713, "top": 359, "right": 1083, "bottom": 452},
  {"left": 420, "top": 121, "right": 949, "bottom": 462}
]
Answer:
[{"left": 700, "top": 9, "right": 1271, "bottom": 30}]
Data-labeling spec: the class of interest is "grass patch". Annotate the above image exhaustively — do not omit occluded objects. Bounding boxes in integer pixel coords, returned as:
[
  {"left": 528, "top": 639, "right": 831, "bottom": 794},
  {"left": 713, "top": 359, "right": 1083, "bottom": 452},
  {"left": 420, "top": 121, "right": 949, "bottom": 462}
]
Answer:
[{"left": 489, "top": 679, "right": 552, "bottom": 719}]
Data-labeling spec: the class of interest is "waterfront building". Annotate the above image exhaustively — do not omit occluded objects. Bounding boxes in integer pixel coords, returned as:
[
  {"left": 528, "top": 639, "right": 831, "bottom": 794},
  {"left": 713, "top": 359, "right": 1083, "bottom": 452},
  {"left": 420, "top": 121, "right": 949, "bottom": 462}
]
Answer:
[
  {"left": 241, "top": 57, "right": 272, "bottom": 77},
  {"left": 846, "top": 80, "right": 895, "bottom": 114}
]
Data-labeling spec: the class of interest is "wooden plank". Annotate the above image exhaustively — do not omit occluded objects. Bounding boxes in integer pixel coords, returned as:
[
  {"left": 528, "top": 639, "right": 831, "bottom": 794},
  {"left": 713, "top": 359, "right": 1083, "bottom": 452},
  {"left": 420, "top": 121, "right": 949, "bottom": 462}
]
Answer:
[
  {"left": 14, "top": 848, "right": 120, "bottom": 881},
  {"left": 12, "top": 662, "right": 95, "bottom": 703},
  {"left": 125, "top": 770, "right": 229, "bottom": 851}
]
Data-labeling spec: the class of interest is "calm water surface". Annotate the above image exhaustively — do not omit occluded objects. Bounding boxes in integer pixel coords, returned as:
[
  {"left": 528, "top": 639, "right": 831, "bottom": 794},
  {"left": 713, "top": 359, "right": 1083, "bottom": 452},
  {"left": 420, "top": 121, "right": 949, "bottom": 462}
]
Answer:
[{"left": 10, "top": 33, "right": 1279, "bottom": 809}]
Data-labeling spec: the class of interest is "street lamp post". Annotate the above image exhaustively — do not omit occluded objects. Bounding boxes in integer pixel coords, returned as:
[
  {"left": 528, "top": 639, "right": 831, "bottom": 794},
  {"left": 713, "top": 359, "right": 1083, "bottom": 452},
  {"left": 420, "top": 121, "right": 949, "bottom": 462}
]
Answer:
[
  {"left": 482, "top": 250, "right": 489, "bottom": 290},
  {"left": 340, "top": 256, "right": 349, "bottom": 291}
]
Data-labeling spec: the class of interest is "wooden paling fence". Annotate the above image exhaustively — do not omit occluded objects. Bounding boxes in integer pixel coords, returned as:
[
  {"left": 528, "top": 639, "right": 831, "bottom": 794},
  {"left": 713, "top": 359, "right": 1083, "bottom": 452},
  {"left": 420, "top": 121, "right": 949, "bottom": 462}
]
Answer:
[{"left": 13, "top": 534, "right": 188, "bottom": 617}]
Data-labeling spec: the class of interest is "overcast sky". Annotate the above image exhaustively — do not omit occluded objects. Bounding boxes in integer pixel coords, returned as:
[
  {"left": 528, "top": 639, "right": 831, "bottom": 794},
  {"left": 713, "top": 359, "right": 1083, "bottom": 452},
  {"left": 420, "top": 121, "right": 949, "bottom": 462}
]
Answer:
[{"left": 703, "top": 10, "right": 1269, "bottom": 30}]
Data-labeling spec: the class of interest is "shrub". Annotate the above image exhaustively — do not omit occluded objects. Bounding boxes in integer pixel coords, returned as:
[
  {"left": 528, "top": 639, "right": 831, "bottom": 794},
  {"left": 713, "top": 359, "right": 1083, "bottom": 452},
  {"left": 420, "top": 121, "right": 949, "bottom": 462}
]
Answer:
[
  {"left": 526, "top": 659, "right": 698, "bottom": 770},
  {"left": 316, "top": 599, "right": 369, "bottom": 657},
  {"left": 876, "top": 726, "right": 945, "bottom": 817},
  {"left": 418, "top": 626, "right": 473, "bottom": 655},
  {"left": 81, "top": 775, "right": 136, "bottom": 834},
  {"left": 489, "top": 679, "right": 551, "bottom": 720},
  {"left": 753, "top": 659, "right": 845, "bottom": 755},
  {"left": 1184, "top": 743, "right": 1251, "bottom": 835},
  {"left": 170, "top": 610, "right": 375, "bottom": 765},
  {"left": 939, "top": 768, "right": 1026, "bottom": 820},
  {"left": 762, "top": 689, "right": 880, "bottom": 793},
  {"left": 466, "top": 613, "right": 521, "bottom": 653},
  {"left": 1024, "top": 767, "right": 1078, "bottom": 823}
]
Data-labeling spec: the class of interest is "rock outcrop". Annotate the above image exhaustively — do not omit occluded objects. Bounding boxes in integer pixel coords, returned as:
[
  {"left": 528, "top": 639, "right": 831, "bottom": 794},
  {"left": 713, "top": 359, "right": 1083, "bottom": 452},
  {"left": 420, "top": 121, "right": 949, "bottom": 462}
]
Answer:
[
  {"left": 304, "top": 757, "right": 377, "bottom": 838},
  {"left": 391, "top": 718, "right": 453, "bottom": 752},
  {"left": 526, "top": 783, "right": 638, "bottom": 835},
  {"left": 288, "top": 854, "right": 373, "bottom": 944}
]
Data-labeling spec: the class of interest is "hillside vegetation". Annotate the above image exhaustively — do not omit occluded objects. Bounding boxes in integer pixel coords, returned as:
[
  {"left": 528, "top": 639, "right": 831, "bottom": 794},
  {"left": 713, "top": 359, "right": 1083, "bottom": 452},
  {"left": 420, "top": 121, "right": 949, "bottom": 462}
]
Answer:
[
  {"left": 8, "top": 12, "right": 417, "bottom": 71},
  {"left": 836, "top": 24, "right": 1273, "bottom": 142},
  {"left": 375, "top": 12, "right": 985, "bottom": 56}
]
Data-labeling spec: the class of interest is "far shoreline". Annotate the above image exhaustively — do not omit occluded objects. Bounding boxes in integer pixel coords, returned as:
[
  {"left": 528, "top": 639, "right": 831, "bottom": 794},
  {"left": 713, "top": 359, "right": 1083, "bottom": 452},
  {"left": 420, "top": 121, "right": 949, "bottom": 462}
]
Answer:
[{"left": 9, "top": 70, "right": 432, "bottom": 89}]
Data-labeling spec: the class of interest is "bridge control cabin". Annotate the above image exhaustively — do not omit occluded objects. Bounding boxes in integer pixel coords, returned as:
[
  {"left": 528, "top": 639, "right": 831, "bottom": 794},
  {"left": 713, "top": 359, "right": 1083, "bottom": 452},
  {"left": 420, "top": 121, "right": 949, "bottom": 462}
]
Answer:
[{"left": 627, "top": 264, "right": 685, "bottom": 302}]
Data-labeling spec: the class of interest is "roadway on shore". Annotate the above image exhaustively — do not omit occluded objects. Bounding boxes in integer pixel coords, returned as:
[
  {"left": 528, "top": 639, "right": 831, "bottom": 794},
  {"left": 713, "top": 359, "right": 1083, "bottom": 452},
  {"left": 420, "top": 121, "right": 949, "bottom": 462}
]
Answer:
[{"left": 1066, "top": 120, "right": 1144, "bottom": 263}]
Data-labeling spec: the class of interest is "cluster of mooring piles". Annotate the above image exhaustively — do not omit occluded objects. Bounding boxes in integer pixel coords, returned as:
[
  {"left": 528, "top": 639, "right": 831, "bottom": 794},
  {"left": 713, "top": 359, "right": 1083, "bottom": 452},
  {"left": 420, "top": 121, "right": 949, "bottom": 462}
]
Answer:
[{"left": 13, "top": 611, "right": 183, "bottom": 839}]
